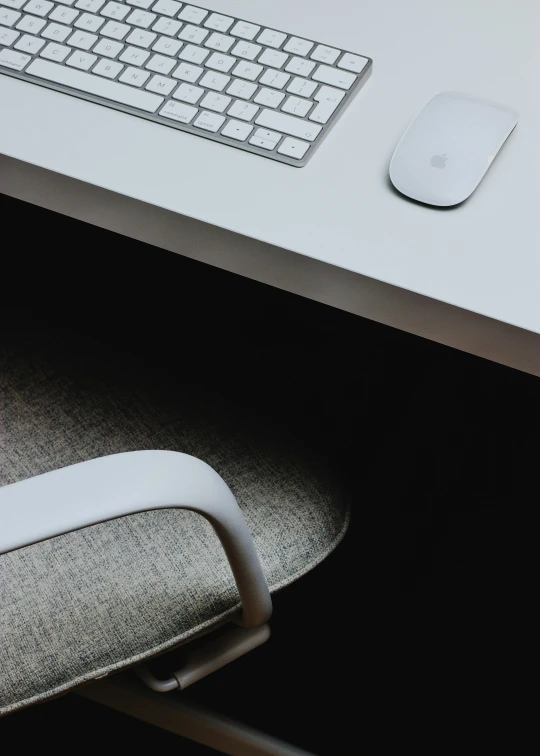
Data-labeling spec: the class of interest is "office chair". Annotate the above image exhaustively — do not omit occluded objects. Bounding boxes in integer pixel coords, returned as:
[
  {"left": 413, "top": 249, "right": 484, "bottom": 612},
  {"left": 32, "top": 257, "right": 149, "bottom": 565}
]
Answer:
[{"left": 0, "top": 318, "right": 349, "bottom": 755}]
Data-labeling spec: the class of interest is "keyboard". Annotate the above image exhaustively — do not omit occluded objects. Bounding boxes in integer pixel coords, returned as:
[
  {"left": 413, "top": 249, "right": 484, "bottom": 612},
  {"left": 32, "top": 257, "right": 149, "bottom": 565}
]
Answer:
[{"left": 0, "top": 2, "right": 372, "bottom": 166}]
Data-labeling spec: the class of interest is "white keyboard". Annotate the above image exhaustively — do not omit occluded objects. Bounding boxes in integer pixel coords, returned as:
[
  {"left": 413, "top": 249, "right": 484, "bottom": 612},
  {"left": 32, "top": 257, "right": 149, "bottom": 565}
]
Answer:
[{"left": 0, "top": 1, "right": 372, "bottom": 166}]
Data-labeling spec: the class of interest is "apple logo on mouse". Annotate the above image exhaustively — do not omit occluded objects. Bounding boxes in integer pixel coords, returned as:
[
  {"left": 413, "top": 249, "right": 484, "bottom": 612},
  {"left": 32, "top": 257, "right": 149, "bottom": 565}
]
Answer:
[{"left": 430, "top": 153, "right": 448, "bottom": 169}]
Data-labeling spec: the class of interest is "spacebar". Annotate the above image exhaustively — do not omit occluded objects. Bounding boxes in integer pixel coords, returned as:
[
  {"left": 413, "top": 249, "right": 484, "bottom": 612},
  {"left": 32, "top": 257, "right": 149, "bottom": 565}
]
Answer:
[{"left": 26, "top": 59, "right": 164, "bottom": 113}]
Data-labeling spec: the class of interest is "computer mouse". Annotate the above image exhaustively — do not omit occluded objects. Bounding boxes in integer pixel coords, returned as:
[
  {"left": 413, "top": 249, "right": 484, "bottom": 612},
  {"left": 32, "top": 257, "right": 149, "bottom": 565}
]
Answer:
[{"left": 389, "top": 91, "right": 519, "bottom": 207}]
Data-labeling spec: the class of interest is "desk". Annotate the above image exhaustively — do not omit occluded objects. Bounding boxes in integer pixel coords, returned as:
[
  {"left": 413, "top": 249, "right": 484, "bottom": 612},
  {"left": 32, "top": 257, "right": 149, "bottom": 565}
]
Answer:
[{"left": 1, "top": 0, "right": 538, "bottom": 375}]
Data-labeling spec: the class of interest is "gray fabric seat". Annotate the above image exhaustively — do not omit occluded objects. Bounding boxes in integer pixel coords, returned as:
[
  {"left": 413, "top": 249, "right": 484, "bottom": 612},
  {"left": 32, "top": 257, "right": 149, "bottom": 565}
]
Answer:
[{"left": 0, "top": 322, "right": 348, "bottom": 715}]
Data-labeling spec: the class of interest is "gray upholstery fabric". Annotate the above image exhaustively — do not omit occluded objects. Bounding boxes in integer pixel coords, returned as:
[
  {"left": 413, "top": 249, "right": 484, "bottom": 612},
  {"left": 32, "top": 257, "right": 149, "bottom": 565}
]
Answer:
[{"left": 0, "top": 322, "right": 348, "bottom": 715}]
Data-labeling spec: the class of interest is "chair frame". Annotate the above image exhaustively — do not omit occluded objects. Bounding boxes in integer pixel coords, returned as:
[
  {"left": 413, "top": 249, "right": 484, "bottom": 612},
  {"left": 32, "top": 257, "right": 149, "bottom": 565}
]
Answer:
[{"left": 1, "top": 451, "right": 314, "bottom": 755}]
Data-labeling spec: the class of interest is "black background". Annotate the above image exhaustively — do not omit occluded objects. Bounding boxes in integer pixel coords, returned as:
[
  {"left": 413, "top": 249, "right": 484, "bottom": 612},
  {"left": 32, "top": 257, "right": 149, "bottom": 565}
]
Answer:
[{"left": 1, "top": 194, "right": 536, "bottom": 753}]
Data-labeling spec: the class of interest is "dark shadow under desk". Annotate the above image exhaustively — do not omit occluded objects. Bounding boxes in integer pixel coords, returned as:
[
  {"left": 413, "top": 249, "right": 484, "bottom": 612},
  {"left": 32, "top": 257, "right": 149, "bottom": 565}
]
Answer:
[{"left": 1, "top": 194, "right": 537, "bottom": 754}]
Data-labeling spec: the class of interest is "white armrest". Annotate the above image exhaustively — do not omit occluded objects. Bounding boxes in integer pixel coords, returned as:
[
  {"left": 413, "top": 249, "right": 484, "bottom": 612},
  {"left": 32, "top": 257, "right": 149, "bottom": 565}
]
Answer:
[{"left": 0, "top": 451, "right": 272, "bottom": 628}]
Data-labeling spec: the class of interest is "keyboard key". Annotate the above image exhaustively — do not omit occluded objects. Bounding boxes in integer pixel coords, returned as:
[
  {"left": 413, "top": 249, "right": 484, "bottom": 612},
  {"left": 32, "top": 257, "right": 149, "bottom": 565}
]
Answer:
[
  {"left": 232, "top": 59, "right": 262, "bottom": 81},
  {"left": 41, "top": 22, "right": 72, "bottom": 41},
  {"left": 204, "top": 13, "right": 233, "bottom": 33},
  {"left": 258, "top": 48, "right": 287, "bottom": 69},
  {"left": 283, "top": 37, "right": 313, "bottom": 57},
  {"left": 230, "top": 21, "right": 259, "bottom": 41},
  {"left": 145, "top": 52, "right": 175, "bottom": 73},
  {"left": 23, "top": 0, "right": 53, "bottom": 17},
  {"left": 178, "top": 23, "right": 207, "bottom": 44},
  {"left": 0, "top": 46, "right": 30, "bottom": 68},
  {"left": 92, "top": 57, "right": 122, "bottom": 77},
  {"left": 221, "top": 119, "right": 253, "bottom": 142},
  {"left": 0, "top": 7, "right": 21, "bottom": 26},
  {"left": 14, "top": 32, "right": 44, "bottom": 52},
  {"left": 249, "top": 136, "right": 276, "bottom": 150},
  {"left": 287, "top": 76, "right": 317, "bottom": 98},
  {"left": 309, "top": 84, "right": 344, "bottom": 123},
  {"left": 16, "top": 14, "right": 46, "bottom": 33},
  {"left": 48, "top": 5, "right": 78, "bottom": 23},
  {"left": 255, "top": 109, "right": 322, "bottom": 141},
  {"left": 172, "top": 81, "right": 203, "bottom": 103},
  {"left": 126, "top": 0, "right": 153, "bottom": 8},
  {"left": 200, "top": 91, "right": 230, "bottom": 113},
  {"left": 178, "top": 43, "right": 208, "bottom": 64},
  {"left": 152, "top": 16, "right": 180, "bottom": 36},
  {"left": 66, "top": 49, "right": 96, "bottom": 69},
  {"left": 314, "top": 85, "right": 345, "bottom": 104},
  {"left": 75, "top": 0, "right": 104, "bottom": 12},
  {"left": 160, "top": 98, "right": 197, "bottom": 123},
  {"left": 254, "top": 87, "right": 285, "bottom": 109},
  {"left": 338, "top": 53, "right": 368, "bottom": 74},
  {"left": 93, "top": 36, "right": 123, "bottom": 56},
  {"left": 151, "top": 0, "right": 181, "bottom": 18},
  {"left": 100, "top": 20, "right": 129, "bottom": 39},
  {"left": 199, "top": 70, "right": 229, "bottom": 91},
  {"left": 152, "top": 35, "right": 181, "bottom": 56},
  {"left": 227, "top": 99, "right": 258, "bottom": 121},
  {"left": 310, "top": 44, "right": 340, "bottom": 65},
  {"left": 285, "top": 56, "right": 315, "bottom": 77},
  {"left": 259, "top": 69, "right": 289, "bottom": 90},
  {"left": 253, "top": 128, "right": 280, "bottom": 144},
  {"left": 40, "top": 41, "right": 70, "bottom": 60},
  {"left": 312, "top": 64, "right": 356, "bottom": 89},
  {"left": 249, "top": 128, "right": 281, "bottom": 150},
  {"left": 119, "top": 45, "right": 149, "bottom": 64},
  {"left": 278, "top": 137, "right": 310, "bottom": 159},
  {"left": 193, "top": 109, "right": 225, "bottom": 133},
  {"left": 178, "top": 5, "right": 207, "bottom": 25},
  {"left": 118, "top": 65, "right": 149, "bottom": 85},
  {"left": 231, "top": 40, "right": 261, "bottom": 61},
  {"left": 257, "top": 28, "right": 286, "bottom": 48},
  {"left": 0, "top": 27, "right": 20, "bottom": 45},
  {"left": 205, "top": 52, "right": 235, "bottom": 73},
  {"left": 172, "top": 60, "right": 202, "bottom": 82},
  {"left": 126, "top": 9, "right": 155, "bottom": 28},
  {"left": 100, "top": 2, "right": 129, "bottom": 20},
  {"left": 282, "top": 95, "right": 313, "bottom": 118},
  {"left": 145, "top": 73, "right": 175, "bottom": 93},
  {"left": 126, "top": 28, "right": 156, "bottom": 47},
  {"left": 74, "top": 12, "right": 105, "bottom": 32},
  {"left": 226, "top": 78, "right": 256, "bottom": 100},
  {"left": 204, "top": 32, "right": 233, "bottom": 52},
  {"left": 1, "top": 0, "right": 26, "bottom": 8},
  {"left": 66, "top": 29, "right": 97, "bottom": 48}
]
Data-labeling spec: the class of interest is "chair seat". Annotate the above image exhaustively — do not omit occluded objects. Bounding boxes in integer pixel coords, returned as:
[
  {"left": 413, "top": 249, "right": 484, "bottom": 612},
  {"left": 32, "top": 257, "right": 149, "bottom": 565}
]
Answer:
[{"left": 0, "top": 321, "right": 348, "bottom": 715}]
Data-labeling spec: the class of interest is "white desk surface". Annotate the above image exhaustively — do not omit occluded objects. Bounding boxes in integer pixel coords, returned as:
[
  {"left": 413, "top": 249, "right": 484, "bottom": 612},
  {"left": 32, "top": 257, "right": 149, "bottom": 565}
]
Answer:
[{"left": 1, "top": 1, "right": 539, "bottom": 373}]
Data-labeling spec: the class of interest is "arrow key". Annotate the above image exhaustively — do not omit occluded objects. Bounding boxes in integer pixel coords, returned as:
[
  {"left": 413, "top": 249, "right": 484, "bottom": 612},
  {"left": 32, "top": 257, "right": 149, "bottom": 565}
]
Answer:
[
  {"left": 277, "top": 137, "right": 310, "bottom": 160},
  {"left": 221, "top": 118, "right": 253, "bottom": 142}
]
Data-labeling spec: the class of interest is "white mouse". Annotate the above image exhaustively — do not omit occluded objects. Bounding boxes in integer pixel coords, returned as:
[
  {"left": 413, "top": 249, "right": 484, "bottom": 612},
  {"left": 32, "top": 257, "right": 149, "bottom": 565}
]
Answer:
[{"left": 389, "top": 91, "right": 519, "bottom": 207}]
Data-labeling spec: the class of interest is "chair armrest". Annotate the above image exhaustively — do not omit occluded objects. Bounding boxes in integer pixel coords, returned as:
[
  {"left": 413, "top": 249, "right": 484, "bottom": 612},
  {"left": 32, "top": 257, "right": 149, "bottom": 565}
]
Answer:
[{"left": 0, "top": 451, "right": 272, "bottom": 628}]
